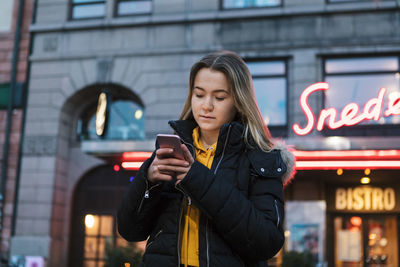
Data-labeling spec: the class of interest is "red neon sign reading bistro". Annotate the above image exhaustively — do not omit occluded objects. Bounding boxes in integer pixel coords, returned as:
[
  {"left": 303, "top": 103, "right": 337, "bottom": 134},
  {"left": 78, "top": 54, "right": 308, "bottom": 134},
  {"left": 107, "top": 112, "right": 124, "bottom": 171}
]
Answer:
[{"left": 292, "top": 82, "right": 400, "bottom": 136}]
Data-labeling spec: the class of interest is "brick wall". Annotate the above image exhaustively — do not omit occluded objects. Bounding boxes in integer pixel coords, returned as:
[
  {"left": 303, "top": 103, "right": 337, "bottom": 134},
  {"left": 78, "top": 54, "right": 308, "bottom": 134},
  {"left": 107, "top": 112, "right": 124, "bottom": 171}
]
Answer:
[
  {"left": 0, "top": 0, "right": 34, "bottom": 261},
  {"left": 0, "top": 110, "right": 22, "bottom": 259},
  {"left": 0, "top": 0, "right": 33, "bottom": 83}
]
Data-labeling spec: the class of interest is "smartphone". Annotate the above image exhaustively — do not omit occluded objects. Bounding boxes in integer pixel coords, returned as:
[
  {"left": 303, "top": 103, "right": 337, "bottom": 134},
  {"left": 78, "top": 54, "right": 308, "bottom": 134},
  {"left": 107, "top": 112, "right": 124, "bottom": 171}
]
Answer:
[{"left": 156, "top": 134, "right": 185, "bottom": 160}]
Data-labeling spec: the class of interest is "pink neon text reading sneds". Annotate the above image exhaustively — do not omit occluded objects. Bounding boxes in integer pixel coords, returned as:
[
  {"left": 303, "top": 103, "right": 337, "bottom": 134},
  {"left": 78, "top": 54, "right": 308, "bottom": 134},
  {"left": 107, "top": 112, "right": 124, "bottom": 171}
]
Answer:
[{"left": 292, "top": 82, "right": 400, "bottom": 136}]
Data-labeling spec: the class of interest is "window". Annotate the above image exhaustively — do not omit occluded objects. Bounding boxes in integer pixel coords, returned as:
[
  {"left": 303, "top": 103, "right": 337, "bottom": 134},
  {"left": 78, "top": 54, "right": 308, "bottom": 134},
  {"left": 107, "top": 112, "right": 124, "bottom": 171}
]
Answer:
[
  {"left": 246, "top": 60, "right": 287, "bottom": 129},
  {"left": 80, "top": 99, "right": 145, "bottom": 141},
  {"left": 0, "top": 0, "right": 13, "bottom": 31},
  {"left": 115, "top": 0, "right": 152, "bottom": 16},
  {"left": 84, "top": 214, "right": 113, "bottom": 267},
  {"left": 324, "top": 56, "right": 400, "bottom": 128},
  {"left": 0, "top": 83, "right": 24, "bottom": 109},
  {"left": 222, "top": 0, "right": 281, "bottom": 9},
  {"left": 71, "top": 0, "right": 106, "bottom": 20},
  {"left": 328, "top": 0, "right": 370, "bottom": 3}
]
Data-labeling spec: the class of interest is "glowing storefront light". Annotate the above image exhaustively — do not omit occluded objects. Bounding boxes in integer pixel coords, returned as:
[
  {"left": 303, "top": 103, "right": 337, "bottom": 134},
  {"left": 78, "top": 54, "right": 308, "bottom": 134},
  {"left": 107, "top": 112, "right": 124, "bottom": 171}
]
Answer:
[
  {"left": 85, "top": 214, "right": 95, "bottom": 228},
  {"left": 293, "top": 83, "right": 400, "bottom": 136},
  {"left": 120, "top": 150, "right": 400, "bottom": 171},
  {"left": 360, "top": 177, "right": 371, "bottom": 184},
  {"left": 121, "top": 162, "right": 143, "bottom": 170},
  {"left": 350, "top": 216, "right": 362, "bottom": 227}
]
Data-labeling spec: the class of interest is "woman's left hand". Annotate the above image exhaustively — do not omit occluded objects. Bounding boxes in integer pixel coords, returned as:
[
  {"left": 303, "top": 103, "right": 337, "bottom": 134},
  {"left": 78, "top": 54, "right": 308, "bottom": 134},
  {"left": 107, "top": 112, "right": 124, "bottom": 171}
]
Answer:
[{"left": 175, "top": 144, "right": 194, "bottom": 185}]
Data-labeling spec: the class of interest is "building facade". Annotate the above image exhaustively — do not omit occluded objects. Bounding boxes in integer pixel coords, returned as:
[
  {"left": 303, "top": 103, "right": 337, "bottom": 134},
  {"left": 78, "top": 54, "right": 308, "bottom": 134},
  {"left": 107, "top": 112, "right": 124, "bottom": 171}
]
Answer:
[
  {"left": 0, "top": 0, "right": 34, "bottom": 264},
  {"left": 9, "top": 0, "right": 400, "bottom": 266}
]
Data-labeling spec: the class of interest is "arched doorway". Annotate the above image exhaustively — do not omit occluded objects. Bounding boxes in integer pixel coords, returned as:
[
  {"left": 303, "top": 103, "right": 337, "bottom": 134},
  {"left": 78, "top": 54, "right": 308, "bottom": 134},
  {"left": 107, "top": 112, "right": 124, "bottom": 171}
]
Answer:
[{"left": 68, "top": 165, "right": 136, "bottom": 267}]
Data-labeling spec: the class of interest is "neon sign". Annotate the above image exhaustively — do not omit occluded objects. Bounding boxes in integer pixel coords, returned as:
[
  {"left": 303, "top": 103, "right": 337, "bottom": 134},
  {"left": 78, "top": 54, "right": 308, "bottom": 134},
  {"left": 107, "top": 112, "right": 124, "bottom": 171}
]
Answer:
[{"left": 293, "top": 82, "right": 400, "bottom": 136}]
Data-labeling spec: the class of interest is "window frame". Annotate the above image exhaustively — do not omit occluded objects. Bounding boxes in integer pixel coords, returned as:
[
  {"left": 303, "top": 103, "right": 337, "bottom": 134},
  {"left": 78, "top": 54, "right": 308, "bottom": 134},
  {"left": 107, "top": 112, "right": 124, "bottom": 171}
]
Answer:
[
  {"left": 83, "top": 214, "right": 114, "bottom": 266},
  {"left": 321, "top": 54, "right": 400, "bottom": 136},
  {"left": 78, "top": 91, "right": 145, "bottom": 142},
  {"left": 245, "top": 57, "right": 289, "bottom": 137},
  {"left": 114, "top": 0, "right": 153, "bottom": 17},
  {"left": 326, "top": 0, "right": 391, "bottom": 4},
  {"left": 0, "top": 83, "right": 25, "bottom": 109},
  {"left": 69, "top": 0, "right": 107, "bottom": 21},
  {"left": 219, "top": 0, "right": 283, "bottom": 10}
]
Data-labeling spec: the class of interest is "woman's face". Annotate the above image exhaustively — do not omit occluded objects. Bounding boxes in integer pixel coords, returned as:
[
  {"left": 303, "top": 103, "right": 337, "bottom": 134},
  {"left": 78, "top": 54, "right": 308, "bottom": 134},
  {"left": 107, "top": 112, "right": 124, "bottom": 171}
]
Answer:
[{"left": 191, "top": 68, "right": 237, "bottom": 137}]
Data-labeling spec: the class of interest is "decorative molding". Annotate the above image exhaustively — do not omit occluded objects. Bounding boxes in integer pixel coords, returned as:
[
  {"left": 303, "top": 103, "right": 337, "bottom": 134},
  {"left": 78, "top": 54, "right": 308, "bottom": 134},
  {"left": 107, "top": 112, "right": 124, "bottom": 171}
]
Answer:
[
  {"left": 24, "top": 136, "right": 58, "bottom": 155},
  {"left": 96, "top": 57, "right": 113, "bottom": 83}
]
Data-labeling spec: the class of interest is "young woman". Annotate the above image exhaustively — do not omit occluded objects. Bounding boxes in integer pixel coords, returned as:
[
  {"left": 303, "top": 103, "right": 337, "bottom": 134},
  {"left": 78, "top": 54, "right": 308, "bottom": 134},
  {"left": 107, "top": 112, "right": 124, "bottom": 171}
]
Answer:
[{"left": 117, "top": 50, "right": 295, "bottom": 267}]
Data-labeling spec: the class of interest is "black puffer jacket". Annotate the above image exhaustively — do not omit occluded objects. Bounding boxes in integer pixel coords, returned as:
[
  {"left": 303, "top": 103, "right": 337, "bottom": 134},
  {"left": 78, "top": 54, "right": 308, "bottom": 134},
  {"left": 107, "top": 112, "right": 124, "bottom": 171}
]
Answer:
[{"left": 117, "top": 120, "right": 295, "bottom": 267}]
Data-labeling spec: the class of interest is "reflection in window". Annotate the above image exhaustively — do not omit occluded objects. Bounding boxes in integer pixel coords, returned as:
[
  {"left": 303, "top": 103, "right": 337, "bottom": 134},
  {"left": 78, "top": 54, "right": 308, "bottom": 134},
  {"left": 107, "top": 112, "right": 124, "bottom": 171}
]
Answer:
[
  {"left": 325, "top": 57, "right": 400, "bottom": 126},
  {"left": 116, "top": 0, "right": 152, "bottom": 16},
  {"left": 83, "top": 214, "right": 144, "bottom": 267},
  {"left": 223, "top": 0, "right": 281, "bottom": 9},
  {"left": 247, "top": 60, "right": 287, "bottom": 127},
  {"left": 71, "top": 0, "right": 106, "bottom": 20},
  {"left": 81, "top": 99, "right": 145, "bottom": 141},
  {"left": 0, "top": 0, "right": 13, "bottom": 31},
  {"left": 328, "top": 0, "right": 369, "bottom": 2},
  {"left": 84, "top": 215, "right": 113, "bottom": 267}
]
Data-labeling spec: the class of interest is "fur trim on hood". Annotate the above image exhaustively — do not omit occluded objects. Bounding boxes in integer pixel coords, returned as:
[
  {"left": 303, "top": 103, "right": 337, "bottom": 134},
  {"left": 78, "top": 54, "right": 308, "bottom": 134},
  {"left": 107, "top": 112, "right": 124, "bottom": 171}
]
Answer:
[{"left": 274, "top": 141, "right": 296, "bottom": 186}]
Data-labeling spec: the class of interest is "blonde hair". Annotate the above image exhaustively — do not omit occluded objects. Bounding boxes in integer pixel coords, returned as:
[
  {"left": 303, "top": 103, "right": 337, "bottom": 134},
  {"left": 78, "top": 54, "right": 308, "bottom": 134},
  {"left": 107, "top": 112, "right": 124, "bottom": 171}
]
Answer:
[{"left": 179, "top": 50, "right": 274, "bottom": 151}]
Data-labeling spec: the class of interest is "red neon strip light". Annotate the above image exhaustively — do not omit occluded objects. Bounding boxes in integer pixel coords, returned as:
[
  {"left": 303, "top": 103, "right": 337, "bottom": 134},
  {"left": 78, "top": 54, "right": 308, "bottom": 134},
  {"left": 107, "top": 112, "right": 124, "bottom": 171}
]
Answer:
[
  {"left": 296, "top": 161, "right": 400, "bottom": 170},
  {"left": 120, "top": 150, "right": 400, "bottom": 171},
  {"left": 122, "top": 151, "right": 153, "bottom": 160},
  {"left": 292, "top": 150, "right": 400, "bottom": 160},
  {"left": 121, "top": 162, "right": 144, "bottom": 170}
]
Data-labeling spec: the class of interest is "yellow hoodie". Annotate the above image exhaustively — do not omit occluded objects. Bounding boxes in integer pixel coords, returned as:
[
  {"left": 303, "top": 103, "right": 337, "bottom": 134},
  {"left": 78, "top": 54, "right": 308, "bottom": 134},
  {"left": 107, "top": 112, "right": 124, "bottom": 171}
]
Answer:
[{"left": 180, "top": 127, "right": 217, "bottom": 267}]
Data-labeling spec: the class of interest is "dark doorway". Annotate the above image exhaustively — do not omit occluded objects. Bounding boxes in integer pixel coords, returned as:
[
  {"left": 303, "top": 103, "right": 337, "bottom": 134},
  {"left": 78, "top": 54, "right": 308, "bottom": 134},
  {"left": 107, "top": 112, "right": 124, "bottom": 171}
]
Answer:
[{"left": 68, "top": 165, "right": 136, "bottom": 267}]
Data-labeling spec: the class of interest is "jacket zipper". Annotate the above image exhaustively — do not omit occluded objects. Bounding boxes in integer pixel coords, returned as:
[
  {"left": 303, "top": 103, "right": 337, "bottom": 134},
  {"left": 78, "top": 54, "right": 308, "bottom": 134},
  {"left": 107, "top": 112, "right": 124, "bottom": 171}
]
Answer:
[
  {"left": 177, "top": 197, "right": 185, "bottom": 266},
  {"left": 206, "top": 219, "right": 210, "bottom": 267},
  {"left": 146, "top": 229, "right": 163, "bottom": 250},
  {"left": 205, "top": 125, "right": 232, "bottom": 267},
  {"left": 274, "top": 199, "right": 280, "bottom": 228},
  {"left": 175, "top": 124, "right": 232, "bottom": 267},
  {"left": 137, "top": 179, "right": 161, "bottom": 213},
  {"left": 213, "top": 125, "right": 232, "bottom": 175}
]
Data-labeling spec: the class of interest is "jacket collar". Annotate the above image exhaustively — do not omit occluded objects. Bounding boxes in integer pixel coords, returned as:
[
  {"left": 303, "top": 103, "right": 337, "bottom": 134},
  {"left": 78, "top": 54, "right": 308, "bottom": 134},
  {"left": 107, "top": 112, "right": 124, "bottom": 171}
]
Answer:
[
  {"left": 168, "top": 119, "right": 245, "bottom": 157},
  {"left": 168, "top": 120, "right": 296, "bottom": 184}
]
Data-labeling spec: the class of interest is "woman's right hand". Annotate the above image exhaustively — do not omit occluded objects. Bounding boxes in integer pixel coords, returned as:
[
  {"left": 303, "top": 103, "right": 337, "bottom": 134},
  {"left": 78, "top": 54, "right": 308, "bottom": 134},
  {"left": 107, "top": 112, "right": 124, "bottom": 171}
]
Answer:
[{"left": 147, "top": 148, "right": 190, "bottom": 183}]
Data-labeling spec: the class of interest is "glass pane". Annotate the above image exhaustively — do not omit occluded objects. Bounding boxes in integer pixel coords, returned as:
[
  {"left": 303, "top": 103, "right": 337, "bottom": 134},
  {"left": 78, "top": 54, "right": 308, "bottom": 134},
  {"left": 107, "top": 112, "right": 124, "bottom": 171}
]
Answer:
[
  {"left": 118, "top": 1, "right": 152, "bottom": 15},
  {"left": 247, "top": 61, "right": 285, "bottom": 76},
  {"left": 254, "top": 0, "right": 281, "bottom": 6},
  {"left": 84, "top": 237, "right": 98, "bottom": 259},
  {"left": 223, "top": 0, "right": 280, "bottom": 8},
  {"left": 85, "top": 214, "right": 99, "bottom": 236},
  {"left": 100, "top": 215, "right": 113, "bottom": 236},
  {"left": 329, "top": 0, "right": 369, "bottom": 2},
  {"left": 98, "top": 237, "right": 106, "bottom": 259},
  {"left": 325, "top": 74, "right": 400, "bottom": 125},
  {"left": 253, "top": 78, "right": 286, "bottom": 126},
  {"left": 72, "top": 4, "right": 105, "bottom": 19},
  {"left": 87, "top": 100, "right": 145, "bottom": 140},
  {"left": 326, "top": 57, "right": 398, "bottom": 73},
  {"left": 366, "top": 217, "right": 398, "bottom": 266},
  {"left": 334, "top": 216, "right": 363, "bottom": 266},
  {"left": 73, "top": 0, "right": 104, "bottom": 3},
  {"left": 83, "top": 260, "right": 97, "bottom": 267}
]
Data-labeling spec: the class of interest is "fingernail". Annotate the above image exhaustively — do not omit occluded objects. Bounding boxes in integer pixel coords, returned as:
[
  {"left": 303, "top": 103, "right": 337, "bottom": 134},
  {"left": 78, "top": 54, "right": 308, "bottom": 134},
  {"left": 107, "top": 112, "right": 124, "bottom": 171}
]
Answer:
[{"left": 169, "top": 149, "right": 173, "bottom": 153}]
